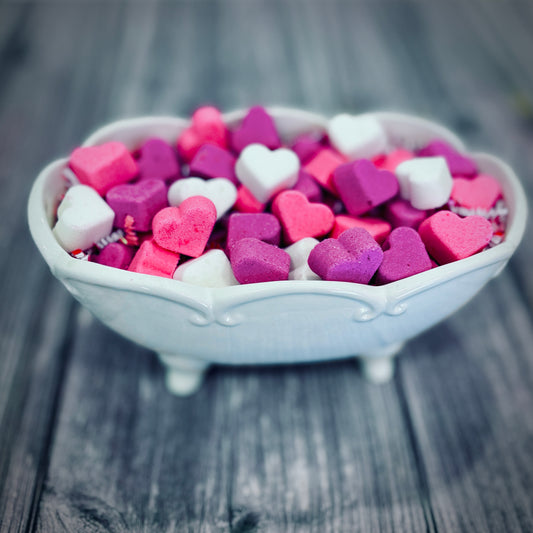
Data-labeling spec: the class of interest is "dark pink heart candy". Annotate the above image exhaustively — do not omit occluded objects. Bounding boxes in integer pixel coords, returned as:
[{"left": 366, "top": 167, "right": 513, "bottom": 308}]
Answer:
[
  {"left": 374, "top": 227, "right": 432, "bottom": 284},
  {"left": 308, "top": 226, "right": 383, "bottom": 284},
  {"left": 231, "top": 106, "right": 281, "bottom": 153},
  {"left": 384, "top": 198, "right": 429, "bottom": 230},
  {"left": 189, "top": 144, "right": 238, "bottom": 184},
  {"left": 106, "top": 179, "right": 168, "bottom": 232},
  {"left": 90, "top": 242, "right": 135, "bottom": 270},
  {"left": 417, "top": 140, "right": 477, "bottom": 177},
  {"left": 292, "top": 169, "right": 323, "bottom": 203},
  {"left": 230, "top": 238, "right": 290, "bottom": 284},
  {"left": 333, "top": 159, "right": 399, "bottom": 216},
  {"left": 290, "top": 133, "right": 324, "bottom": 163},
  {"left": 226, "top": 213, "right": 281, "bottom": 254},
  {"left": 137, "top": 138, "right": 180, "bottom": 182}
]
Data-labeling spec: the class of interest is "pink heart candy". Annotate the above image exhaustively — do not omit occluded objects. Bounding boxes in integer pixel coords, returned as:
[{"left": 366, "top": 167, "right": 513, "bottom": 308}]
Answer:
[
  {"left": 234, "top": 186, "right": 266, "bottom": 214},
  {"left": 177, "top": 107, "right": 228, "bottom": 162},
  {"left": 231, "top": 106, "right": 281, "bottom": 154},
  {"left": 272, "top": 190, "right": 334, "bottom": 244},
  {"left": 137, "top": 138, "right": 180, "bottom": 182},
  {"left": 418, "top": 211, "right": 493, "bottom": 264},
  {"left": 374, "top": 227, "right": 432, "bottom": 284},
  {"left": 230, "top": 238, "right": 291, "bottom": 284},
  {"left": 331, "top": 215, "right": 391, "bottom": 244},
  {"left": 303, "top": 148, "right": 345, "bottom": 193},
  {"left": 333, "top": 159, "right": 399, "bottom": 216},
  {"left": 308, "top": 226, "right": 383, "bottom": 283},
  {"left": 450, "top": 175, "right": 502, "bottom": 210},
  {"left": 106, "top": 179, "right": 168, "bottom": 232},
  {"left": 417, "top": 140, "right": 477, "bottom": 177},
  {"left": 128, "top": 238, "right": 180, "bottom": 278},
  {"left": 152, "top": 196, "right": 217, "bottom": 257},
  {"left": 69, "top": 141, "right": 138, "bottom": 196}
]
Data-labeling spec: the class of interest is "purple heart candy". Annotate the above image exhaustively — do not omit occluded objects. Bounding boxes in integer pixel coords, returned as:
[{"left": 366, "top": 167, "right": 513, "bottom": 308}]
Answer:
[
  {"left": 333, "top": 159, "right": 399, "bottom": 216},
  {"left": 383, "top": 198, "right": 429, "bottom": 230},
  {"left": 231, "top": 106, "right": 281, "bottom": 153},
  {"left": 226, "top": 213, "right": 281, "bottom": 255},
  {"left": 189, "top": 144, "right": 237, "bottom": 184},
  {"left": 417, "top": 140, "right": 477, "bottom": 177},
  {"left": 374, "top": 227, "right": 432, "bottom": 284},
  {"left": 292, "top": 169, "right": 323, "bottom": 203},
  {"left": 90, "top": 242, "right": 136, "bottom": 270},
  {"left": 290, "top": 133, "right": 324, "bottom": 163},
  {"left": 106, "top": 179, "right": 168, "bottom": 232},
  {"left": 137, "top": 138, "right": 181, "bottom": 182},
  {"left": 308, "top": 226, "right": 383, "bottom": 283},
  {"left": 230, "top": 238, "right": 290, "bottom": 284}
]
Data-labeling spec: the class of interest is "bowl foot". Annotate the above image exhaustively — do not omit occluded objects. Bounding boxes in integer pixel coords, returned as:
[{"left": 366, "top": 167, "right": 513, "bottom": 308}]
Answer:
[
  {"left": 358, "top": 342, "right": 404, "bottom": 384},
  {"left": 157, "top": 353, "right": 209, "bottom": 396}
]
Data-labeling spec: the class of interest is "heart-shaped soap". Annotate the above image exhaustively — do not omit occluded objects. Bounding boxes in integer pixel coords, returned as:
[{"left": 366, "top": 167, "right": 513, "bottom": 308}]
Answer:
[
  {"left": 137, "top": 138, "right": 180, "bottom": 182},
  {"left": 231, "top": 106, "right": 281, "bottom": 154},
  {"left": 230, "top": 238, "right": 291, "bottom": 284},
  {"left": 53, "top": 184, "right": 115, "bottom": 251},
  {"left": 106, "top": 179, "right": 168, "bottom": 232},
  {"left": 308, "top": 226, "right": 383, "bottom": 283},
  {"left": 69, "top": 142, "right": 138, "bottom": 195},
  {"left": 418, "top": 211, "right": 493, "bottom": 264},
  {"left": 272, "top": 190, "right": 334, "bottom": 244},
  {"left": 328, "top": 114, "right": 387, "bottom": 160},
  {"left": 374, "top": 227, "right": 432, "bottom": 284},
  {"left": 333, "top": 159, "right": 399, "bottom": 216},
  {"left": 235, "top": 143, "right": 300, "bottom": 203},
  {"left": 168, "top": 177, "right": 237, "bottom": 220},
  {"left": 152, "top": 196, "right": 217, "bottom": 257},
  {"left": 451, "top": 175, "right": 502, "bottom": 210},
  {"left": 395, "top": 157, "right": 453, "bottom": 210},
  {"left": 417, "top": 139, "right": 477, "bottom": 177},
  {"left": 177, "top": 106, "right": 228, "bottom": 162}
]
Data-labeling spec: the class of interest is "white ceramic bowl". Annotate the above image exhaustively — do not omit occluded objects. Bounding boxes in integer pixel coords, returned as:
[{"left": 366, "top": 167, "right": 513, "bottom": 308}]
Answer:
[{"left": 28, "top": 108, "right": 527, "bottom": 394}]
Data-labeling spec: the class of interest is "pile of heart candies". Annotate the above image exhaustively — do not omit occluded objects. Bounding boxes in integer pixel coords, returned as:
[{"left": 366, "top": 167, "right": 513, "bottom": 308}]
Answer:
[{"left": 53, "top": 106, "right": 508, "bottom": 287}]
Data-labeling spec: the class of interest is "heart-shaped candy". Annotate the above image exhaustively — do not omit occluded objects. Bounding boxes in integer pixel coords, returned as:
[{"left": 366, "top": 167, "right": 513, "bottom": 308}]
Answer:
[
  {"left": 91, "top": 242, "right": 136, "bottom": 270},
  {"left": 292, "top": 169, "right": 323, "bottom": 203},
  {"left": 230, "top": 238, "right": 291, "bottom": 284},
  {"left": 128, "top": 238, "right": 180, "bottom": 278},
  {"left": 417, "top": 140, "right": 477, "bottom": 177},
  {"left": 226, "top": 213, "right": 281, "bottom": 253},
  {"left": 383, "top": 198, "right": 429, "bottom": 230},
  {"left": 168, "top": 177, "right": 237, "bottom": 220},
  {"left": 53, "top": 184, "right": 115, "bottom": 251},
  {"left": 395, "top": 156, "right": 452, "bottom": 210},
  {"left": 308, "top": 226, "right": 383, "bottom": 283},
  {"left": 333, "top": 159, "right": 399, "bottom": 216},
  {"left": 231, "top": 106, "right": 281, "bottom": 154},
  {"left": 272, "top": 190, "right": 334, "bottom": 244},
  {"left": 284, "top": 237, "right": 320, "bottom": 280},
  {"left": 290, "top": 133, "right": 324, "bottom": 163},
  {"left": 235, "top": 143, "right": 300, "bottom": 203},
  {"left": 177, "top": 106, "right": 228, "bottom": 162},
  {"left": 418, "top": 211, "right": 493, "bottom": 264},
  {"left": 377, "top": 148, "right": 414, "bottom": 172},
  {"left": 328, "top": 114, "right": 387, "bottom": 160},
  {"left": 152, "top": 196, "right": 217, "bottom": 257},
  {"left": 106, "top": 179, "right": 168, "bottom": 232},
  {"left": 174, "top": 249, "right": 238, "bottom": 287},
  {"left": 69, "top": 142, "right": 138, "bottom": 195},
  {"left": 234, "top": 185, "right": 266, "bottom": 213},
  {"left": 331, "top": 215, "right": 391, "bottom": 244},
  {"left": 450, "top": 175, "right": 502, "bottom": 210},
  {"left": 303, "top": 149, "right": 345, "bottom": 193},
  {"left": 374, "top": 227, "right": 432, "bottom": 284},
  {"left": 189, "top": 144, "right": 237, "bottom": 184},
  {"left": 137, "top": 138, "right": 180, "bottom": 182}
]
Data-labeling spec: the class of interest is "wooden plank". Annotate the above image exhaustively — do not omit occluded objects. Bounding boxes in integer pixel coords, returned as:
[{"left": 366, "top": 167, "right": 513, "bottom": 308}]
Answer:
[{"left": 32, "top": 2, "right": 431, "bottom": 532}]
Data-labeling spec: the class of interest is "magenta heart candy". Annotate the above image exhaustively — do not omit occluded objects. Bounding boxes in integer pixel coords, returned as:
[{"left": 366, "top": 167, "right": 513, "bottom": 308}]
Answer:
[
  {"left": 106, "top": 179, "right": 168, "bottom": 232},
  {"left": 417, "top": 140, "right": 477, "bottom": 177},
  {"left": 230, "top": 238, "right": 290, "bottom": 284},
  {"left": 137, "top": 138, "right": 180, "bottom": 182},
  {"left": 226, "top": 212, "right": 281, "bottom": 254},
  {"left": 231, "top": 106, "right": 281, "bottom": 153},
  {"left": 290, "top": 133, "right": 324, "bottom": 163},
  {"left": 308, "top": 226, "right": 383, "bottom": 283},
  {"left": 189, "top": 144, "right": 238, "bottom": 184},
  {"left": 374, "top": 227, "right": 432, "bottom": 284},
  {"left": 383, "top": 198, "right": 429, "bottom": 230},
  {"left": 333, "top": 159, "right": 399, "bottom": 216},
  {"left": 292, "top": 169, "right": 323, "bottom": 203},
  {"left": 90, "top": 242, "right": 136, "bottom": 270}
]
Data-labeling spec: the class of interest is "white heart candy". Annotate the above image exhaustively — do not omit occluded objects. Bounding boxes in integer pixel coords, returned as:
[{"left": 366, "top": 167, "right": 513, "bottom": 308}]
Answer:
[
  {"left": 235, "top": 143, "right": 300, "bottom": 203},
  {"left": 396, "top": 156, "right": 453, "bottom": 210},
  {"left": 285, "top": 237, "right": 320, "bottom": 281},
  {"left": 328, "top": 114, "right": 387, "bottom": 160},
  {"left": 53, "top": 184, "right": 115, "bottom": 251},
  {"left": 167, "top": 177, "right": 237, "bottom": 220},
  {"left": 173, "top": 249, "right": 238, "bottom": 287}
]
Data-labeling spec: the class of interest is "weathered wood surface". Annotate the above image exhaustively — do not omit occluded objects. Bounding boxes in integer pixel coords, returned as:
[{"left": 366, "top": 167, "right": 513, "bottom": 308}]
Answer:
[{"left": 1, "top": 1, "right": 532, "bottom": 532}]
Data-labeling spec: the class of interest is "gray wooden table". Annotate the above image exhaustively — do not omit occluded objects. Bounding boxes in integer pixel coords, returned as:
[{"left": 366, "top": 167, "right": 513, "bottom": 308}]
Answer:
[{"left": 1, "top": 1, "right": 533, "bottom": 531}]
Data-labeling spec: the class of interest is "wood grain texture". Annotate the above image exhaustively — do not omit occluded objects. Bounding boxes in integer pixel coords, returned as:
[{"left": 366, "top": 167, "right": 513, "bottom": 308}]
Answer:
[{"left": 0, "top": 1, "right": 532, "bottom": 532}]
